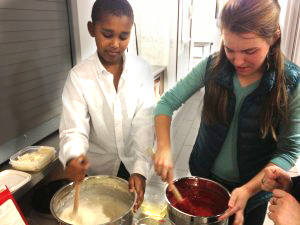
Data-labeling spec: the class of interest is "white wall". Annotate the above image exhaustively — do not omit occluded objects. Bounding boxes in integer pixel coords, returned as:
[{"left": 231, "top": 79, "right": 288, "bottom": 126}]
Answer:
[
  {"left": 191, "top": 0, "right": 291, "bottom": 56},
  {"left": 76, "top": 0, "right": 96, "bottom": 61},
  {"left": 192, "top": 0, "right": 217, "bottom": 42},
  {"left": 278, "top": 0, "right": 289, "bottom": 57},
  {"left": 69, "top": 0, "right": 96, "bottom": 64},
  {"left": 166, "top": 0, "right": 179, "bottom": 90},
  {"left": 129, "top": 0, "right": 178, "bottom": 90},
  {"left": 191, "top": 0, "right": 221, "bottom": 54},
  {"left": 280, "top": 0, "right": 300, "bottom": 61},
  {"left": 130, "top": 0, "right": 168, "bottom": 65},
  {"left": 293, "top": 24, "right": 300, "bottom": 67}
]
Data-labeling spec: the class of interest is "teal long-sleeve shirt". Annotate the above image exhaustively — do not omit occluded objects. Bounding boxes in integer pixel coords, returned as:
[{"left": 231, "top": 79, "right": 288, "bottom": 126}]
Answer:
[{"left": 155, "top": 57, "right": 300, "bottom": 182}]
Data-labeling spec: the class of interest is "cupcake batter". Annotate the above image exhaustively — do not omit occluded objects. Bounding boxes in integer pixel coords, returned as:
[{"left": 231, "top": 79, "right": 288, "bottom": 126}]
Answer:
[{"left": 59, "top": 195, "right": 129, "bottom": 225}]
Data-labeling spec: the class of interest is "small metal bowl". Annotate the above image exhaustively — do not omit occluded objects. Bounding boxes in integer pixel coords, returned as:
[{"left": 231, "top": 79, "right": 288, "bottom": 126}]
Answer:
[{"left": 136, "top": 217, "right": 175, "bottom": 225}]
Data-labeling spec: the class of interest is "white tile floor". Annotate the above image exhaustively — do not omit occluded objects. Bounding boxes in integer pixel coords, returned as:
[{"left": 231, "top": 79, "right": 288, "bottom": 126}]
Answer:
[{"left": 147, "top": 89, "right": 299, "bottom": 225}]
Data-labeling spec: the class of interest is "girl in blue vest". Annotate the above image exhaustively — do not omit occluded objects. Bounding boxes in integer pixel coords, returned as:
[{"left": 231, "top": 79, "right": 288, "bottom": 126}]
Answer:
[{"left": 153, "top": 0, "right": 300, "bottom": 224}]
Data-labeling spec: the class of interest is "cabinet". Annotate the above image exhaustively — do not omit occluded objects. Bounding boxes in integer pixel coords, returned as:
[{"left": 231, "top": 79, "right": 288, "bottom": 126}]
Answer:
[{"left": 151, "top": 65, "right": 166, "bottom": 102}]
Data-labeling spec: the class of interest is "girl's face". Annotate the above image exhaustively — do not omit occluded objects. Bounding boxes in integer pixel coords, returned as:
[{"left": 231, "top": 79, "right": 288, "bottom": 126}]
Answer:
[
  {"left": 88, "top": 14, "right": 133, "bottom": 65},
  {"left": 223, "top": 30, "right": 271, "bottom": 77}
]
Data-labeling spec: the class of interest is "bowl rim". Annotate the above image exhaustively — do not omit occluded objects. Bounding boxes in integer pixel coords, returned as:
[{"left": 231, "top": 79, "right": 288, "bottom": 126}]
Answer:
[
  {"left": 50, "top": 175, "right": 137, "bottom": 225},
  {"left": 136, "top": 216, "right": 175, "bottom": 225},
  {"left": 164, "top": 176, "right": 231, "bottom": 222}
]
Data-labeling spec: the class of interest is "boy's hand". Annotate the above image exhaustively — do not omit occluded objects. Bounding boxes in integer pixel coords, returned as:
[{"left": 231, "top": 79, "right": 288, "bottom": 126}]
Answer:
[
  {"left": 66, "top": 155, "right": 89, "bottom": 182},
  {"left": 128, "top": 173, "right": 146, "bottom": 212}
]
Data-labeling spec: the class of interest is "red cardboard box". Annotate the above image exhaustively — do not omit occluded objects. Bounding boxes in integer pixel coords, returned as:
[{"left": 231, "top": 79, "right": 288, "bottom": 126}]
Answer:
[{"left": 0, "top": 186, "right": 28, "bottom": 225}]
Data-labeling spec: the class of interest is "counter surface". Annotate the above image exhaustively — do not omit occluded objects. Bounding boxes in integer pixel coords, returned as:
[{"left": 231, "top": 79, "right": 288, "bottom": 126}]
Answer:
[{"left": 151, "top": 65, "right": 166, "bottom": 79}]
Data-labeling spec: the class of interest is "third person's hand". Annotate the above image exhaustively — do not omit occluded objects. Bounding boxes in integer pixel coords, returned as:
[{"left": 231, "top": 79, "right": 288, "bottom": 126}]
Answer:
[{"left": 268, "top": 189, "right": 300, "bottom": 225}]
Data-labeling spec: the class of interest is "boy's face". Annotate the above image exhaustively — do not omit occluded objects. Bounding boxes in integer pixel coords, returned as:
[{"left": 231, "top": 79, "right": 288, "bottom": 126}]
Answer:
[{"left": 88, "top": 15, "right": 133, "bottom": 65}]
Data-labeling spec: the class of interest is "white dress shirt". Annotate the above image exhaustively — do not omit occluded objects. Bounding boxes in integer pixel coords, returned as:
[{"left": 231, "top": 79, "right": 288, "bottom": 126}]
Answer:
[{"left": 59, "top": 52, "right": 155, "bottom": 179}]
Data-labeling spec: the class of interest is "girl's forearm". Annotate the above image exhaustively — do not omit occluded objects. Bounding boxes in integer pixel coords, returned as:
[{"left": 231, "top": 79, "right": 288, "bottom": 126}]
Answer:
[
  {"left": 155, "top": 115, "right": 172, "bottom": 151},
  {"left": 244, "top": 163, "right": 276, "bottom": 196}
]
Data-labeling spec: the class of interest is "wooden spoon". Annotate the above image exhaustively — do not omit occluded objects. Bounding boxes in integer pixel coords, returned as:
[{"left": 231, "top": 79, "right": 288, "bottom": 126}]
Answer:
[
  {"left": 147, "top": 147, "right": 199, "bottom": 214},
  {"left": 172, "top": 184, "right": 199, "bottom": 215},
  {"left": 72, "top": 182, "right": 80, "bottom": 215},
  {"left": 171, "top": 185, "right": 184, "bottom": 202}
]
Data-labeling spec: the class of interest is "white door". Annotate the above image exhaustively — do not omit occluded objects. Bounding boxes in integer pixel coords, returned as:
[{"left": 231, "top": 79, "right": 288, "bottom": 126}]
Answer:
[
  {"left": 176, "top": 0, "right": 193, "bottom": 81},
  {"left": 280, "top": 0, "right": 300, "bottom": 170},
  {"left": 291, "top": 9, "right": 300, "bottom": 66},
  {"left": 189, "top": 0, "right": 221, "bottom": 68},
  {"left": 281, "top": 0, "right": 300, "bottom": 66}
]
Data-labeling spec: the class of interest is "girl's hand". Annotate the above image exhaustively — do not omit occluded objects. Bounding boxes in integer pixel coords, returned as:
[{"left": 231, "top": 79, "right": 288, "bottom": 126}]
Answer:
[
  {"left": 219, "top": 186, "right": 252, "bottom": 225},
  {"left": 153, "top": 147, "right": 174, "bottom": 190},
  {"left": 268, "top": 189, "right": 300, "bottom": 225},
  {"left": 128, "top": 173, "right": 146, "bottom": 212},
  {"left": 261, "top": 165, "right": 292, "bottom": 192},
  {"left": 65, "top": 155, "right": 89, "bottom": 182}
]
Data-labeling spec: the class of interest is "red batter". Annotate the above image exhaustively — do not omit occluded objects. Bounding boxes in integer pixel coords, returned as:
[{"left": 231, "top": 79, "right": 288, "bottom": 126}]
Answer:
[{"left": 166, "top": 178, "right": 229, "bottom": 217}]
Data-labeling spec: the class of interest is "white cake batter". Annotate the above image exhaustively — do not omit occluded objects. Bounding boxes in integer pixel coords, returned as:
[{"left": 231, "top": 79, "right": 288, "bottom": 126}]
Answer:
[{"left": 59, "top": 195, "right": 129, "bottom": 225}]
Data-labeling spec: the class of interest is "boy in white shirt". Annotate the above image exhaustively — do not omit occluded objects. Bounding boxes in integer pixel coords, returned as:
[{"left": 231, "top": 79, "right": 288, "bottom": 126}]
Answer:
[{"left": 59, "top": 0, "right": 155, "bottom": 211}]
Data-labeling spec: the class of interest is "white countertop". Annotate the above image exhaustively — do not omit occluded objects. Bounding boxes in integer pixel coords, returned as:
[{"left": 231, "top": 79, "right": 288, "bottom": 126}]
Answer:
[
  {"left": 151, "top": 65, "right": 166, "bottom": 79},
  {"left": 0, "top": 131, "right": 60, "bottom": 200}
]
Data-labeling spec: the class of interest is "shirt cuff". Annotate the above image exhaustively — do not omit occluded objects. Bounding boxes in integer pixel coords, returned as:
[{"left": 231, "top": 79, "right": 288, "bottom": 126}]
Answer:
[
  {"left": 59, "top": 144, "right": 86, "bottom": 168},
  {"left": 154, "top": 103, "right": 174, "bottom": 117},
  {"left": 132, "top": 160, "right": 152, "bottom": 180},
  {"left": 270, "top": 158, "right": 295, "bottom": 171}
]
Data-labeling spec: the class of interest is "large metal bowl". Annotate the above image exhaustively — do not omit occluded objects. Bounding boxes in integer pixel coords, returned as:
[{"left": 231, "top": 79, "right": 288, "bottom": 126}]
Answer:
[
  {"left": 50, "top": 175, "right": 136, "bottom": 225},
  {"left": 165, "top": 176, "right": 230, "bottom": 225}
]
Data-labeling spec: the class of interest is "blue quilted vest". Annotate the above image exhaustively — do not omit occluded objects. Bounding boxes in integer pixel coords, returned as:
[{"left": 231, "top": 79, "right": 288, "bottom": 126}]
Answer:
[{"left": 189, "top": 57, "right": 300, "bottom": 211}]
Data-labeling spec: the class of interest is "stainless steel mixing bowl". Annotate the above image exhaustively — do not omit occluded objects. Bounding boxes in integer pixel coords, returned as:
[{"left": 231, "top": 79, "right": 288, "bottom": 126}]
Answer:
[
  {"left": 50, "top": 175, "right": 136, "bottom": 225},
  {"left": 165, "top": 176, "right": 230, "bottom": 225}
]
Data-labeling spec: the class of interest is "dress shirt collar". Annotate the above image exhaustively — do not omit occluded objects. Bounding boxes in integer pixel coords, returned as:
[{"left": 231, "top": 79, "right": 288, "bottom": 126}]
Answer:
[{"left": 95, "top": 52, "right": 129, "bottom": 80}]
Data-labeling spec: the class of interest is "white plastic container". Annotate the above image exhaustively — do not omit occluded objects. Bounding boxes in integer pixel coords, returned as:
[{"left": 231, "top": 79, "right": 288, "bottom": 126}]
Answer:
[
  {"left": 0, "top": 169, "right": 31, "bottom": 193},
  {"left": 140, "top": 185, "right": 167, "bottom": 220},
  {"left": 9, "top": 146, "right": 56, "bottom": 172}
]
